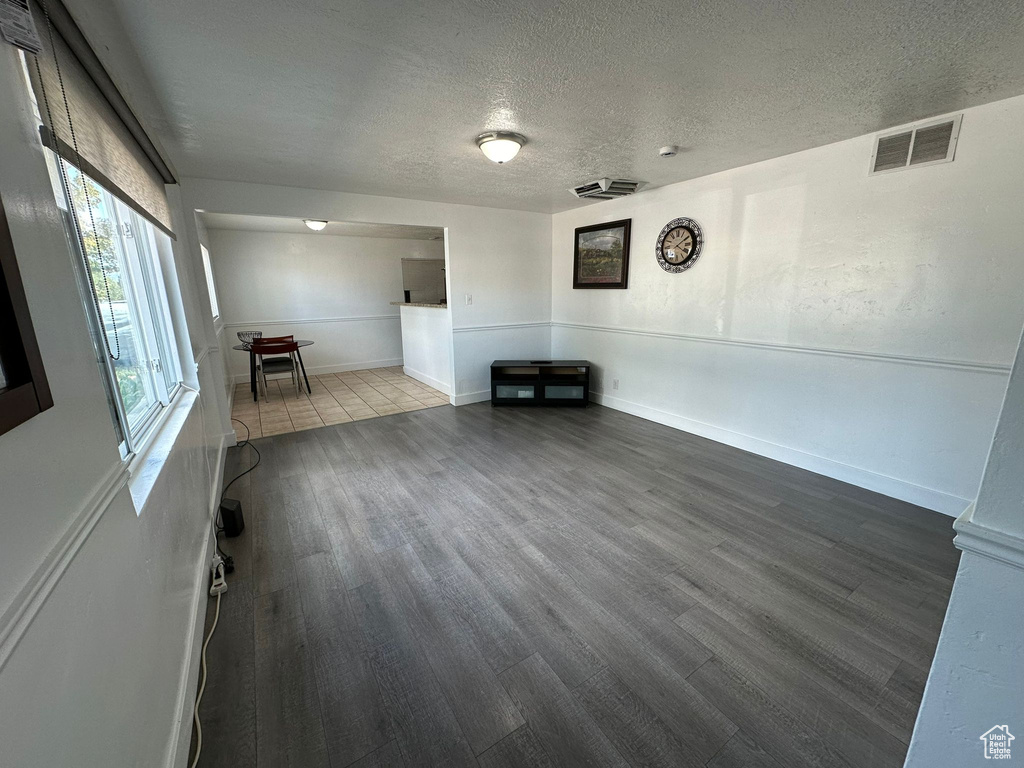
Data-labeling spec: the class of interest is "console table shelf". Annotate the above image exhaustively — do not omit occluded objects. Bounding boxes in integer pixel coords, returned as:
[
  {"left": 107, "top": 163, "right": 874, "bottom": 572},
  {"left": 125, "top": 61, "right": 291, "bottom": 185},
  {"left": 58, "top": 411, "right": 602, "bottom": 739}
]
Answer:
[{"left": 490, "top": 360, "right": 590, "bottom": 407}]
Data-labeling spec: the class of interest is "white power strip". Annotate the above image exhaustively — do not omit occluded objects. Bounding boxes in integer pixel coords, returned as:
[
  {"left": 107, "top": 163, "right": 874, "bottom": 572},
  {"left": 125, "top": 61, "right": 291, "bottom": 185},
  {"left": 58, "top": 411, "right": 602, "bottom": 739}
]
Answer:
[{"left": 209, "top": 556, "right": 227, "bottom": 596}]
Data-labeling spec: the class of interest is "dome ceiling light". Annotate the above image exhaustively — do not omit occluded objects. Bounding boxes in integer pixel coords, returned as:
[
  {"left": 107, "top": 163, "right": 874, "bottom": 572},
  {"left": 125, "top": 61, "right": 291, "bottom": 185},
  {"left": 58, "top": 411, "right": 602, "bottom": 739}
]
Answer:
[
  {"left": 303, "top": 219, "right": 328, "bottom": 231},
  {"left": 476, "top": 131, "right": 526, "bottom": 164}
]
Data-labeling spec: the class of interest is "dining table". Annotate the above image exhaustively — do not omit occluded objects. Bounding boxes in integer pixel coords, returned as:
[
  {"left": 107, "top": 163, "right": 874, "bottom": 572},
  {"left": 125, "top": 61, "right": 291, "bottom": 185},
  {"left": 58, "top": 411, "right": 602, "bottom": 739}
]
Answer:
[{"left": 232, "top": 339, "right": 314, "bottom": 402}]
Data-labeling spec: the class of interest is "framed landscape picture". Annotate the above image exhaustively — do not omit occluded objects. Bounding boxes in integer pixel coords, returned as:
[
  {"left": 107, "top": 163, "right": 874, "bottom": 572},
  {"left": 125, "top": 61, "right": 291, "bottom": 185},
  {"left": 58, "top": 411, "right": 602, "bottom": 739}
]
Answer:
[{"left": 573, "top": 219, "right": 631, "bottom": 289}]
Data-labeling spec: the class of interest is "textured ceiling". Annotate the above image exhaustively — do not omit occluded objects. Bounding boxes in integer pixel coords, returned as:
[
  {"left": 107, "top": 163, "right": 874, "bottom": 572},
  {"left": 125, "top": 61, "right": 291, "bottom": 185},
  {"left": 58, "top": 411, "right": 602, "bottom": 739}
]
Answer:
[
  {"left": 199, "top": 213, "right": 443, "bottom": 240},
  {"left": 73, "top": 0, "right": 1024, "bottom": 213}
]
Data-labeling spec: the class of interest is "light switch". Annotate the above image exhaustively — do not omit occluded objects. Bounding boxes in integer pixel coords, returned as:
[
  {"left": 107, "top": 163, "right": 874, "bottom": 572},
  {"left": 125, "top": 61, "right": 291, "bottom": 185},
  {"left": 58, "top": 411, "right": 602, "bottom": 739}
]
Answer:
[{"left": 465, "top": 294, "right": 473, "bottom": 305}]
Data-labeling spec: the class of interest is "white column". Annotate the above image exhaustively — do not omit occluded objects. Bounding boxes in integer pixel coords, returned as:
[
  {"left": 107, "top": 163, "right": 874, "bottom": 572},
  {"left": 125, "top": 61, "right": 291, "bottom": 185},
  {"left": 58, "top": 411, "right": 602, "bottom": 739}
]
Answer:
[{"left": 905, "top": 325, "right": 1024, "bottom": 765}]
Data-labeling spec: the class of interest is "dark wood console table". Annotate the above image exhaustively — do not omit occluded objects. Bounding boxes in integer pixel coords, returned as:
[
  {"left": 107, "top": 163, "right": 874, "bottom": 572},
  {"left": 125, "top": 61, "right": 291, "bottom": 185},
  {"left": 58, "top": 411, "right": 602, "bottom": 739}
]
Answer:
[{"left": 490, "top": 360, "right": 590, "bottom": 406}]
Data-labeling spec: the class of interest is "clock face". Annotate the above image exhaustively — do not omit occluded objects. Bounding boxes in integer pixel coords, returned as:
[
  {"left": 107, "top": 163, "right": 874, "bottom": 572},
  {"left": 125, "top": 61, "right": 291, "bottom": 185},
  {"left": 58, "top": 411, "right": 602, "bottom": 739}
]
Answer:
[
  {"left": 663, "top": 227, "right": 693, "bottom": 264},
  {"left": 655, "top": 218, "right": 703, "bottom": 273}
]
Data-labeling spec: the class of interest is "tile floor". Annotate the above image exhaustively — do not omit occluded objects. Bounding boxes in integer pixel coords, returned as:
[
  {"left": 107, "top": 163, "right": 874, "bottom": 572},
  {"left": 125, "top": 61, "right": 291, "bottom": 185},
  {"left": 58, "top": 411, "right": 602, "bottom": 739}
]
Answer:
[{"left": 230, "top": 366, "right": 450, "bottom": 440}]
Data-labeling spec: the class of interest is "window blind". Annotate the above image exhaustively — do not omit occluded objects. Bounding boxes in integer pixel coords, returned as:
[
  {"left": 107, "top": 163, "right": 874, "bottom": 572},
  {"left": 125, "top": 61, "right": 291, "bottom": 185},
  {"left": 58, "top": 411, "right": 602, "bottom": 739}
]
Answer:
[{"left": 26, "top": 0, "right": 177, "bottom": 237}]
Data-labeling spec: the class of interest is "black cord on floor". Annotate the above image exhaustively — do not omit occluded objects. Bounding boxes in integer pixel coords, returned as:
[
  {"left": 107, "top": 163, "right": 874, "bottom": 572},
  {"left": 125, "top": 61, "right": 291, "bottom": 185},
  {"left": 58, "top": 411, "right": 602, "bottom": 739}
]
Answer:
[
  {"left": 223, "top": 417, "right": 261, "bottom": 498},
  {"left": 214, "top": 418, "right": 262, "bottom": 570}
]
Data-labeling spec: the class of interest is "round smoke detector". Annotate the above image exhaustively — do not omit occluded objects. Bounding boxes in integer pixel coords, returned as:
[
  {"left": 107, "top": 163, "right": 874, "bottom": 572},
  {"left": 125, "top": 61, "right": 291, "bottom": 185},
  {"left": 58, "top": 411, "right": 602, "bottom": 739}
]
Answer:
[{"left": 659, "top": 145, "right": 679, "bottom": 157}]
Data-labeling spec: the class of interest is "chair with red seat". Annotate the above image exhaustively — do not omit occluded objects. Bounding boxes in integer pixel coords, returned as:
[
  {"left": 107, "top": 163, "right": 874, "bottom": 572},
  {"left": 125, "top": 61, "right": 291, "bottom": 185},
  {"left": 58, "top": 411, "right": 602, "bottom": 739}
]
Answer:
[
  {"left": 256, "top": 334, "right": 296, "bottom": 369},
  {"left": 251, "top": 338, "right": 300, "bottom": 400}
]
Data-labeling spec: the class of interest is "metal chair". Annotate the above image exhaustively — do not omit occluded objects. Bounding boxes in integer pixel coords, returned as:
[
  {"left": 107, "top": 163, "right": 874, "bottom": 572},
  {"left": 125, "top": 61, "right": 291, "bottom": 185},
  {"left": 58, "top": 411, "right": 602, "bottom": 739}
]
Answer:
[
  {"left": 251, "top": 339, "right": 300, "bottom": 400},
  {"left": 257, "top": 334, "right": 295, "bottom": 366},
  {"left": 240, "top": 333, "right": 294, "bottom": 400}
]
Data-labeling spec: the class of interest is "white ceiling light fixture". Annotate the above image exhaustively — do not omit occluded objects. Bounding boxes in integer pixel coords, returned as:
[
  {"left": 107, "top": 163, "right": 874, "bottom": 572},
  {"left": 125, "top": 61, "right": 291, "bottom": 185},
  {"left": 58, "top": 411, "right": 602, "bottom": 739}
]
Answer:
[
  {"left": 303, "top": 219, "right": 328, "bottom": 231},
  {"left": 476, "top": 131, "right": 525, "bottom": 164}
]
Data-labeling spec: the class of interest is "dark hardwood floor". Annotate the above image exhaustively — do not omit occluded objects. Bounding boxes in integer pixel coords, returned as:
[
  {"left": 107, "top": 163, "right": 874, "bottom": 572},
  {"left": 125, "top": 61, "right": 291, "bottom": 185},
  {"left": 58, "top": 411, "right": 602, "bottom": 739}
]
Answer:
[{"left": 192, "top": 402, "right": 959, "bottom": 768}]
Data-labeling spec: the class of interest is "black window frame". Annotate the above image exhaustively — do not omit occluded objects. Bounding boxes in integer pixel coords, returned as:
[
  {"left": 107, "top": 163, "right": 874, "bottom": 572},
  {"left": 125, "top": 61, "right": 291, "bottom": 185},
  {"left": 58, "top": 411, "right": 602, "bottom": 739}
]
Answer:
[{"left": 0, "top": 193, "right": 53, "bottom": 436}]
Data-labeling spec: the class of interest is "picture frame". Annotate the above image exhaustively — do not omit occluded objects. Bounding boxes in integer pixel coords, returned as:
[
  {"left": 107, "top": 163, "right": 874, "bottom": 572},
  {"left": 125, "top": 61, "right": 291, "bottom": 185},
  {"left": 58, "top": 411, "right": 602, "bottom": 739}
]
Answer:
[
  {"left": 0, "top": 194, "right": 53, "bottom": 437},
  {"left": 573, "top": 218, "right": 631, "bottom": 289}
]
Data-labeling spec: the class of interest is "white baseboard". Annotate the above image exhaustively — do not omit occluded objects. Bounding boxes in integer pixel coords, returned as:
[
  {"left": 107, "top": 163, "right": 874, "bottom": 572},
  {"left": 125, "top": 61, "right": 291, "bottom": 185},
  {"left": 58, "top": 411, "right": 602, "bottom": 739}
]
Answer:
[
  {"left": 231, "top": 358, "right": 403, "bottom": 384},
  {"left": 308, "top": 358, "right": 404, "bottom": 376},
  {"left": 452, "top": 389, "right": 490, "bottom": 406},
  {"left": 166, "top": 431, "right": 230, "bottom": 768},
  {"left": 591, "top": 390, "right": 970, "bottom": 516},
  {"left": 403, "top": 365, "right": 452, "bottom": 396}
]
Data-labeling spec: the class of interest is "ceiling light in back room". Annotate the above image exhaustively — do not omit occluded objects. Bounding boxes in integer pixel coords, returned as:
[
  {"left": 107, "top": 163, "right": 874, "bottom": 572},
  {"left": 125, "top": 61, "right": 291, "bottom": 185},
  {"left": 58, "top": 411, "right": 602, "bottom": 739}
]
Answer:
[
  {"left": 476, "top": 132, "right": 526, "bottom": 164},
  {"left": 304, "top": 219, "right": 328, "bottom": 231}
]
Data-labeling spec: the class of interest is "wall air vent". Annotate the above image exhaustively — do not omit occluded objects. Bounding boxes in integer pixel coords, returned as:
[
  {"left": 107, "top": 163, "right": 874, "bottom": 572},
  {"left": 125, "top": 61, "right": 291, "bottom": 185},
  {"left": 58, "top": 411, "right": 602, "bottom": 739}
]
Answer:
[
  {"left": 571, "top": 178, "right": 646, "bottom": 199},
  {"left": 870, "top": 114, "right": 961, "bottom": 175}
]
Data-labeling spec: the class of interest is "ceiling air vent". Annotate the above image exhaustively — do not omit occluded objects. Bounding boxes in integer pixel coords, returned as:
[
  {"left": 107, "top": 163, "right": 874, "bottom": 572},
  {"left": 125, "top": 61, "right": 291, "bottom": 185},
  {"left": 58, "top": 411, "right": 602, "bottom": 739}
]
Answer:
[
  {"left": 870, "top": 115, "right": 961, "bottom": 175},
  {"left": 571, "top": 178, "right": 646, "bottom": 199}
]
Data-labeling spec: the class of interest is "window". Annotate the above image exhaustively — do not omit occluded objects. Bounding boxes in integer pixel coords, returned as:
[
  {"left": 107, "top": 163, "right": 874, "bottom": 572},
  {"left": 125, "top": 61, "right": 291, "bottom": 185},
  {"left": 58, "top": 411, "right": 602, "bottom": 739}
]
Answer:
[
  {"left": 49, "top": 156, "right": 182, "bottom": 453},
  {"left": 201, "top": 245, "right": 221, "bottom": 319},
  {"left": 0, "top": 195, "right": 53, "bottom": 437}
]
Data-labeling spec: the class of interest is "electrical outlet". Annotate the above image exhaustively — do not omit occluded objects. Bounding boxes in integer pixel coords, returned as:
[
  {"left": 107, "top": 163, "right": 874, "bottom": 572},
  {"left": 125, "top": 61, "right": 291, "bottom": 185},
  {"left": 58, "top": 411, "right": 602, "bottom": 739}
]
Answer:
[
  {"left": 613, "top": 379, "right": 619, "bottom": 390},
  {"left": 465, "top": 294, "right": 473, "bottom": 305}
]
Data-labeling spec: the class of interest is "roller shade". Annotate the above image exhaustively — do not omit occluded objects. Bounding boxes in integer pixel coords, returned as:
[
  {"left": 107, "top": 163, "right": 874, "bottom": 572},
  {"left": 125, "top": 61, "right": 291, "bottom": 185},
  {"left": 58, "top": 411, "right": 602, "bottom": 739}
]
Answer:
[{"left": 27, "top": 0, "right": 176, "bottom": 237}]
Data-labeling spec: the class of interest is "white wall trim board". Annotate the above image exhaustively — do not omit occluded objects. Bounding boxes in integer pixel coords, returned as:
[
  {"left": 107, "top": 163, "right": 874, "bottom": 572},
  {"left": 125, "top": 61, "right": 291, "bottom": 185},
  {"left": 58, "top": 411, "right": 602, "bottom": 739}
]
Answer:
[
  {"left": 452, "top": 321, "right": 553, "bottom": 334},
  {"left": 222, "top": 315, "right": 399, "bottom": 328},
  {"left": 553, "top": 321, "right": 1012, "bottom": 375},
  {"left": 953, "top": 503, "right": 1024, "bottom": 571},
  {"left": 453, "top": 390, "right": 492, "bottom": 406},
  {"left": 403, "top": 365, "right": 453, "bottom": 396},
  {"left": 230, "top": 357, "right": 405, "bottom": 385},
  {"left": 0, "top": 462, "right": 130, "bottom": 673},
  {"left": 166, "top": 430, "right": 230, "bottom": 768},
  {"left": 193, "top": 346, "right": 211, "bottom": 366},
  {"left": 590, "top": 390, "right": 971, "bottom": 516}
]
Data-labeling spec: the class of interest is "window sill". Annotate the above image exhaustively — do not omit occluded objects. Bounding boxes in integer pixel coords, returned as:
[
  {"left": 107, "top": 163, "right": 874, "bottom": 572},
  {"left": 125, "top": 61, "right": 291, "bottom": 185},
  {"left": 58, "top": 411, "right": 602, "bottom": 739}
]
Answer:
[{"left": 127, "top": 387, "right": 199, "bottom": 513}]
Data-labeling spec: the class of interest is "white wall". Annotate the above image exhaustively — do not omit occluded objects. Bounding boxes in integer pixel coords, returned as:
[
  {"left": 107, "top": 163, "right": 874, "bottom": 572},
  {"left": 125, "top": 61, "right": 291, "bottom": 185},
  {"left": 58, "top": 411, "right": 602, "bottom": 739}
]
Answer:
[
  {"left": 551, "top": 96, "right": 1024, "bottom": 514},
  {"left": 399, "top": 305, "right": 453, "bottom": 395},
  {"left": 0, "top": 46, "right": 231, "bottom": 768},
  {"left": 183, "top": 178, "right": 553, "bottom": 402},
  {"left": 207, "top": 228, "right": 443, "bottom": 381},
  {"left": 905, "top": 552, "right": 1024, "bottom": 765},
  {"left": 907, "top": 322, "right": 1024, "bottom": 764}
]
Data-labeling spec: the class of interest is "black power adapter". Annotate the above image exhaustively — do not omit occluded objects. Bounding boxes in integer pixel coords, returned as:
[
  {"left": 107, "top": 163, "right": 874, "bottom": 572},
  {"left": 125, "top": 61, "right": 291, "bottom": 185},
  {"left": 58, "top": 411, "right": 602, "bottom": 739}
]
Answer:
[{"left": 220, "top": 498, "right": 245, "bottom": 537}]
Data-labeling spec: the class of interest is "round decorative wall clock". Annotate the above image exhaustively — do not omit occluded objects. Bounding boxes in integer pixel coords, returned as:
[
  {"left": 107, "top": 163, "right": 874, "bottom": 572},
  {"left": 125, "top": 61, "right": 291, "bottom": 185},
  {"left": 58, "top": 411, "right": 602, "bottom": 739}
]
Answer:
[{"left": 655, "top": 217, "right": 704, "bottom": 273}]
